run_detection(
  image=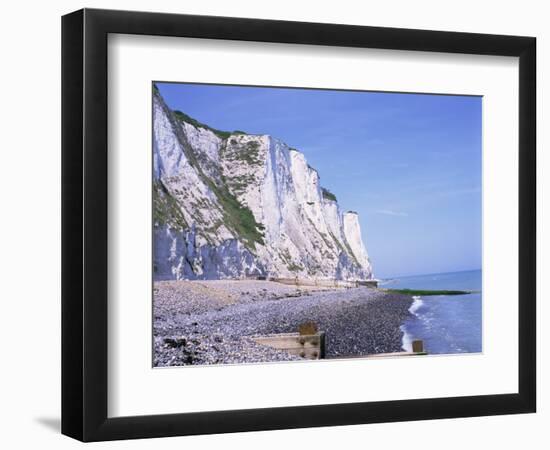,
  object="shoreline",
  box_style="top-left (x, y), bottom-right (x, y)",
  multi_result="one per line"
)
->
top-left (154, 280), bottom-right (414, 367)
top-left (400, 296), bottom-right (423, 352)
